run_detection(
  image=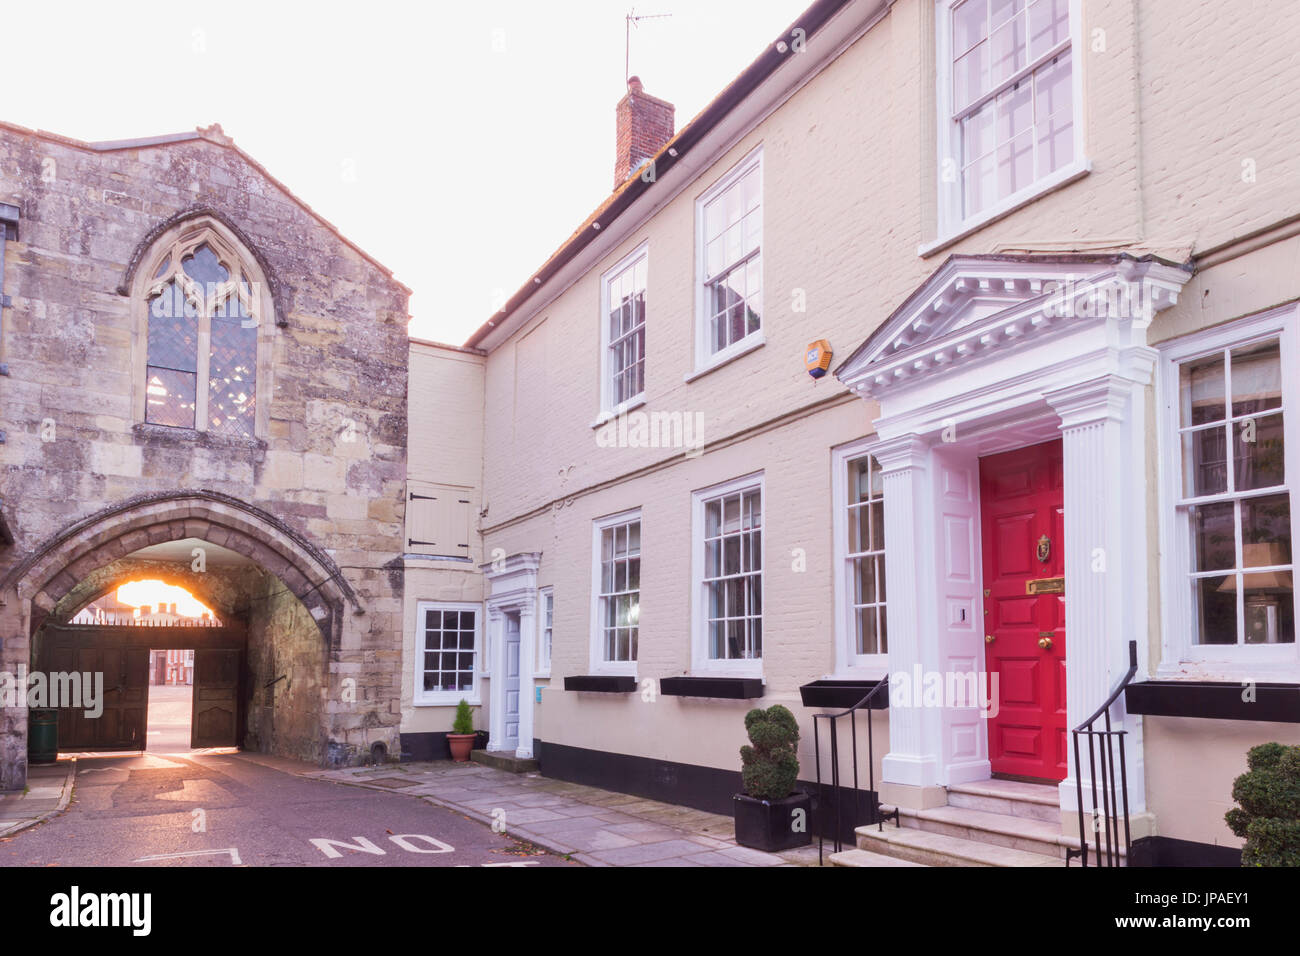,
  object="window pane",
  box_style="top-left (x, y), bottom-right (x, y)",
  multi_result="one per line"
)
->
top-left (954, 43), bottom-right (990, 112)
top-left (1241, 494), bottom-right (1291, 566)
top-left (145, 367), bottom-right (197, 428)
top-left (857, 607), bottom-right (878, 655)
top-left (1243, 585), bottom-right (1294, 645)
top-left (1034, 53), bottom-right (1074, 176)
top-left (1195, 576), bottom-right (1237, 645)
top-left (963, 145), bottom-right (998, 219)
top-left (953, 0), bottom-right (988, 57)
top-left (988, 3), bottom-right (1027, 87)
top-left (723, 494), bottom-right (740, 533)
top-left (848, 504), bottom-right (869, 554)
top-left (147, 283), bottom-right (199, 371)
top-left (1235, 414), bottom-right (1285, 491)
top-left (723, 536), bottom-right (741, 575)
top-left (871, 500), bottom-right (885, 551)
top-left (1183, 427), bottom-right (1228, 497)
top-left (208, 315), bottom-right (257, 438)
top-left (727, 619), bottom-right (745, 659)
top-left (181, 243), bottom-right (230, 291)
top-left (1231, 341), bottom-right (1282, 417)
top-left (996, 84), bottom-right (1034, 197)
top-left (1028, 0), bottom-right (1069, 59)
top-left (854, 555), bottom-right (876, 605)
top-left (1180, 353), bottom-right (1226, 426)
top-left (962, 98), bottom-right (997, 170)
top-left (1191, 502), bottom-right (1235, 573)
